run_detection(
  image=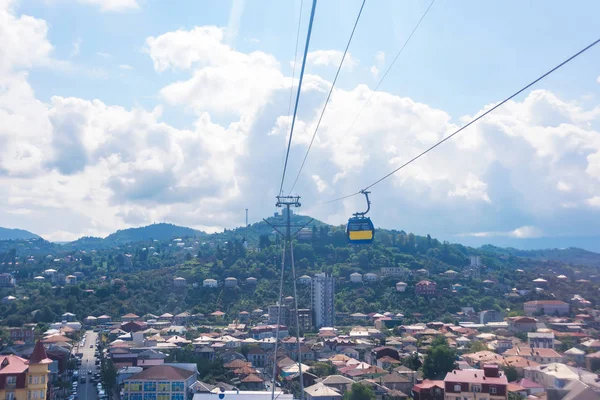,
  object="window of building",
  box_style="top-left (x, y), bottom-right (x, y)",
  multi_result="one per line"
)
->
top-left (129, 382), bottom-right (142, 392)
top-left (130, 394), bottom-right (142, 400)
top-left (158, 382), bottom-right (170, 392)
top-left (41, 376), bottom-right (45, 384)
top-left (6, 376), bottom-right (16, 385)
top-left (28, 376), bottom-right (32, 385)
top-left (7, 392), bottom-right (15, 400)
top-left (143, 394), bottom-right (156, 400)
top-left (40, 390), bottom-right (44, 399)
top-left (157, 394), bottom-right (170, 400)
top-left (144, 382), bottom-right (157, 392)
top-left (454, 384), bottom-right (461, 392)
top-left (472, 384), bottom-right (481, 392)
top-left (490, 386), bottom-right (497, 394)
top-left (171, 382), bottom-right (184, 392)
top-left (171, 394), bottom-right (184, 400)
